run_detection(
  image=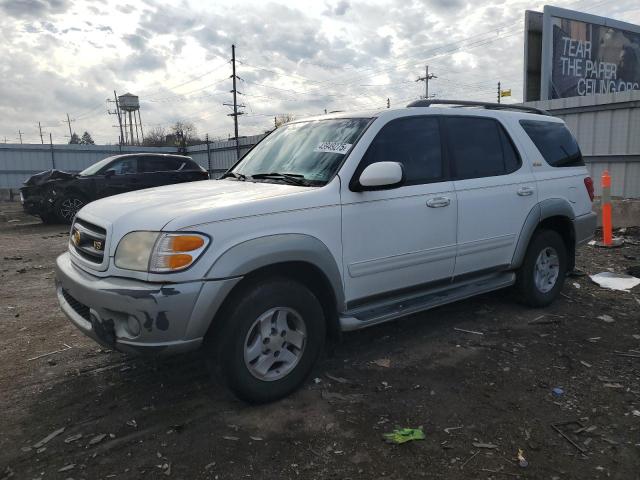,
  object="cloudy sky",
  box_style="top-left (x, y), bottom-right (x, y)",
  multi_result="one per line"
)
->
top-left (1, 0), bottom-right (639, 145)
